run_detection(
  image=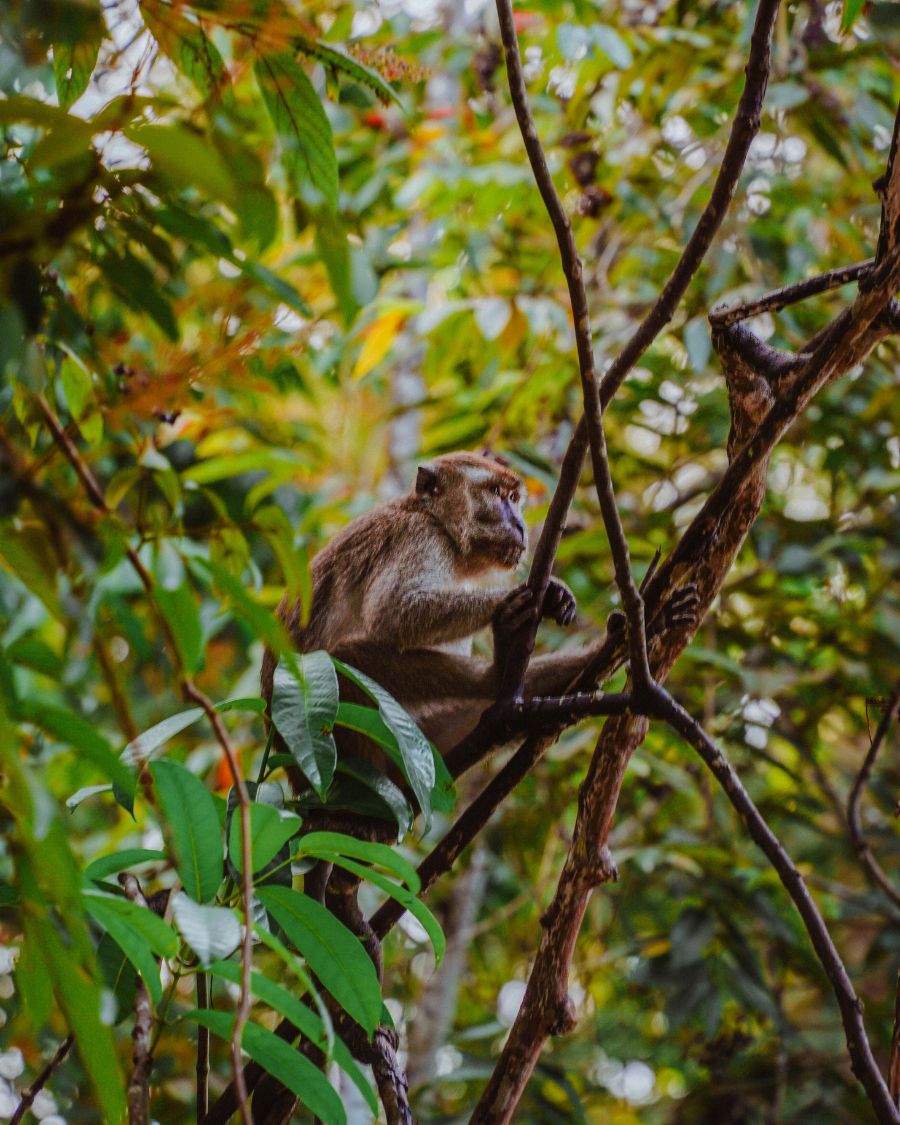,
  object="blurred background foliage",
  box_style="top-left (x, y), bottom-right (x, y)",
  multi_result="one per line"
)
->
top-left (0, 0), bottom-right (898, 1120)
